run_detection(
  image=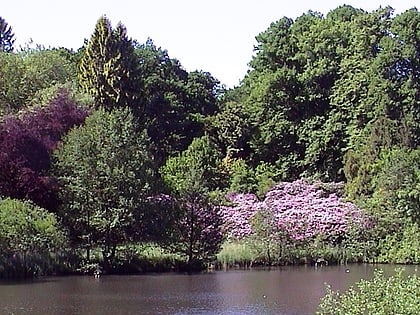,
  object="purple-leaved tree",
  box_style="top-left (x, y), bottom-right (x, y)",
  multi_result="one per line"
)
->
top-left (0, 89), bottom-right (87, 211)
